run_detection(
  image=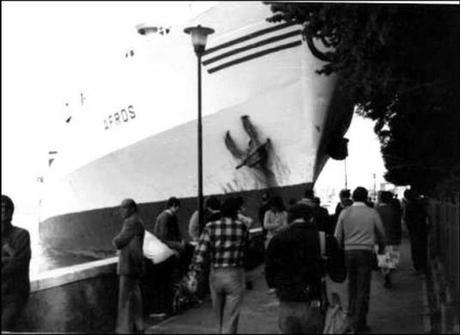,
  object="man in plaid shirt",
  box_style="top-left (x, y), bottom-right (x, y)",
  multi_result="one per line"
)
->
top-left (189, 197), bottom-right (249, 334)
